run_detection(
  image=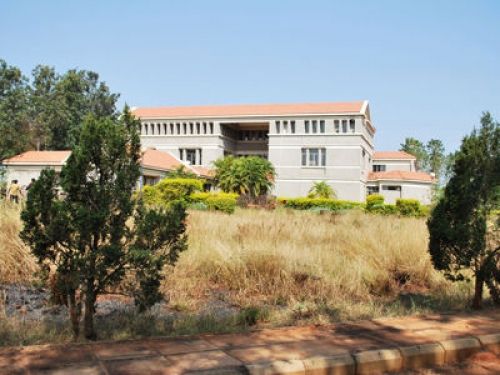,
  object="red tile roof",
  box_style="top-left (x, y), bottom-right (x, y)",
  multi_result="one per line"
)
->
top-left (368, 171), bottom-right (434, 183)
top-left (373, 151), bottom-right (416, 160)
top-left (2, 151), bottom-right (71, 165)
top-left (132, 101), bottom-right (366, 119)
